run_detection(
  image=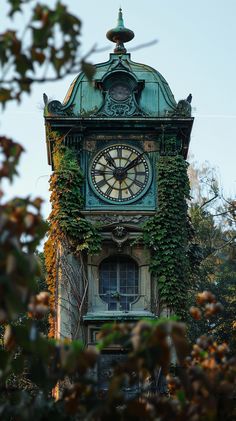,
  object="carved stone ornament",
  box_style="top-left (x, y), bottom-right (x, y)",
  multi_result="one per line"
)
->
top-left (110, 56), bottom-right (131, 72)
top-left (175, 99), bottom-right (191, 117)
top-left (112, 226), bottom-right (127, 238)
top-left (96, 93), bottom-right (145, 117)
top-left (85, 214), bottom-right (150, 225)
top-left (167, 96), bottom-right (192, 118)
top-left (112, 225), bottom-right (129, 249)
top-left (47, 100), bottom-right (75, 117)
